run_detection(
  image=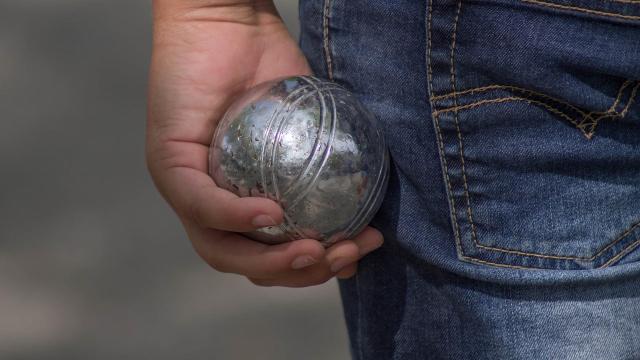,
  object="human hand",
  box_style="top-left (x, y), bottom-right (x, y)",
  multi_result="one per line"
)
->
top-left (146, 0), bottom-right (384, 287)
